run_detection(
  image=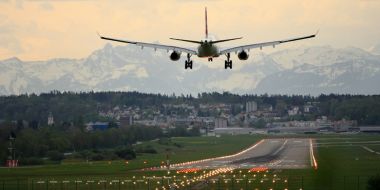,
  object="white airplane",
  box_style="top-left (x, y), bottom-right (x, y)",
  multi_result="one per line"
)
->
top-left (99, 7), bottom-right (317, 69)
